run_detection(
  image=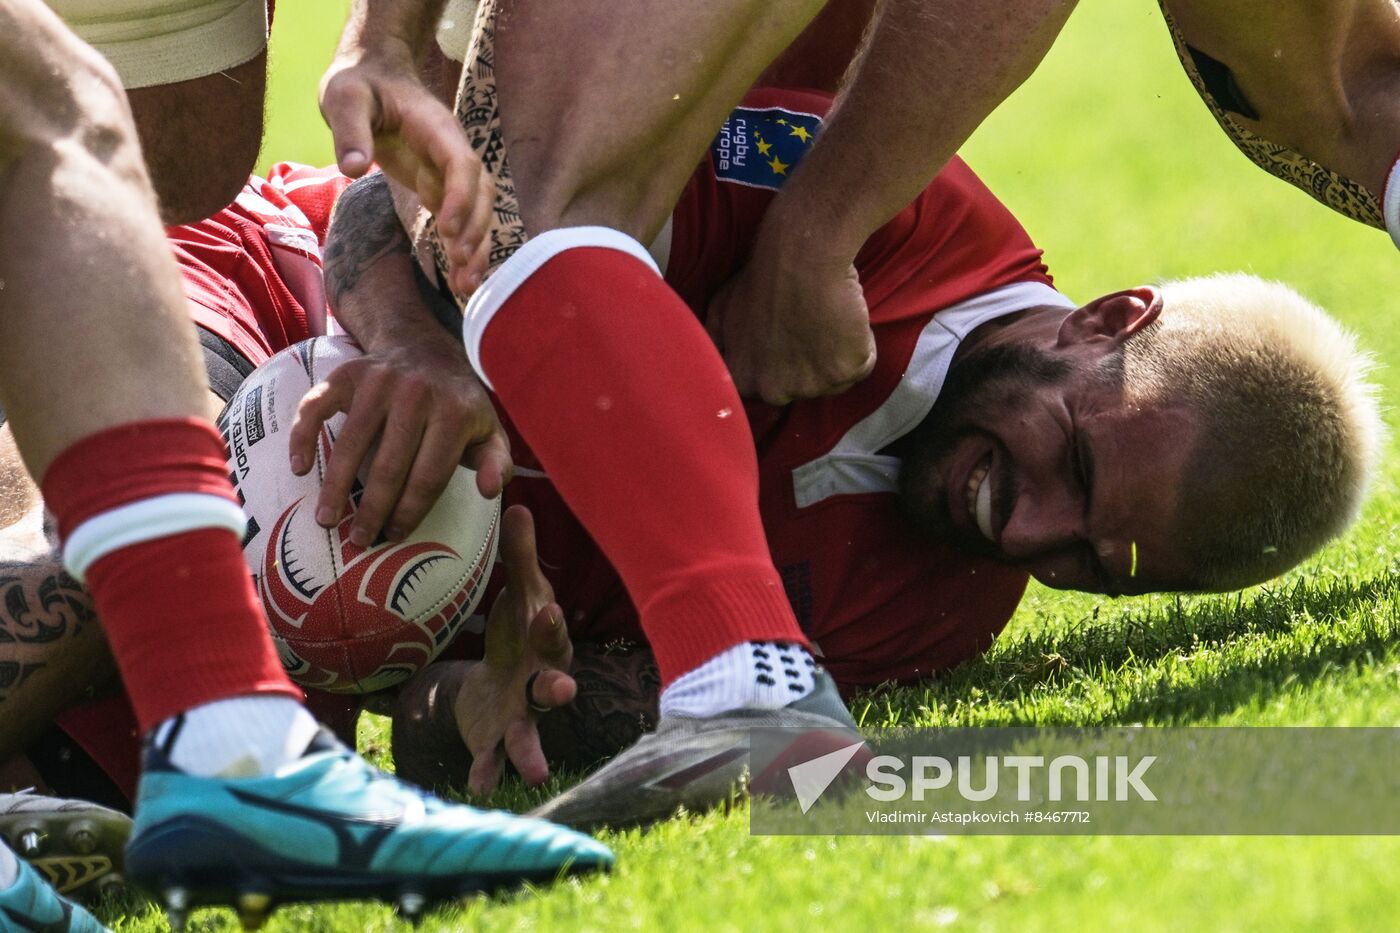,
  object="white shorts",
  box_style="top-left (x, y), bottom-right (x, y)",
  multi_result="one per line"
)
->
top-left (46, 0), bottom-right (267, 89)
